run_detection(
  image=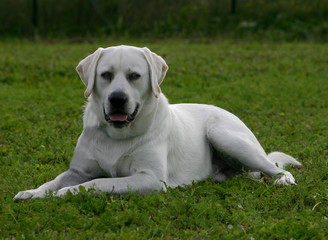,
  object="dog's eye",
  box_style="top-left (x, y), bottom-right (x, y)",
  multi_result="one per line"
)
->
top-left (101, 71), bottom-right (114, 81)
top-left (128, 72), bottom-right (140, 81)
